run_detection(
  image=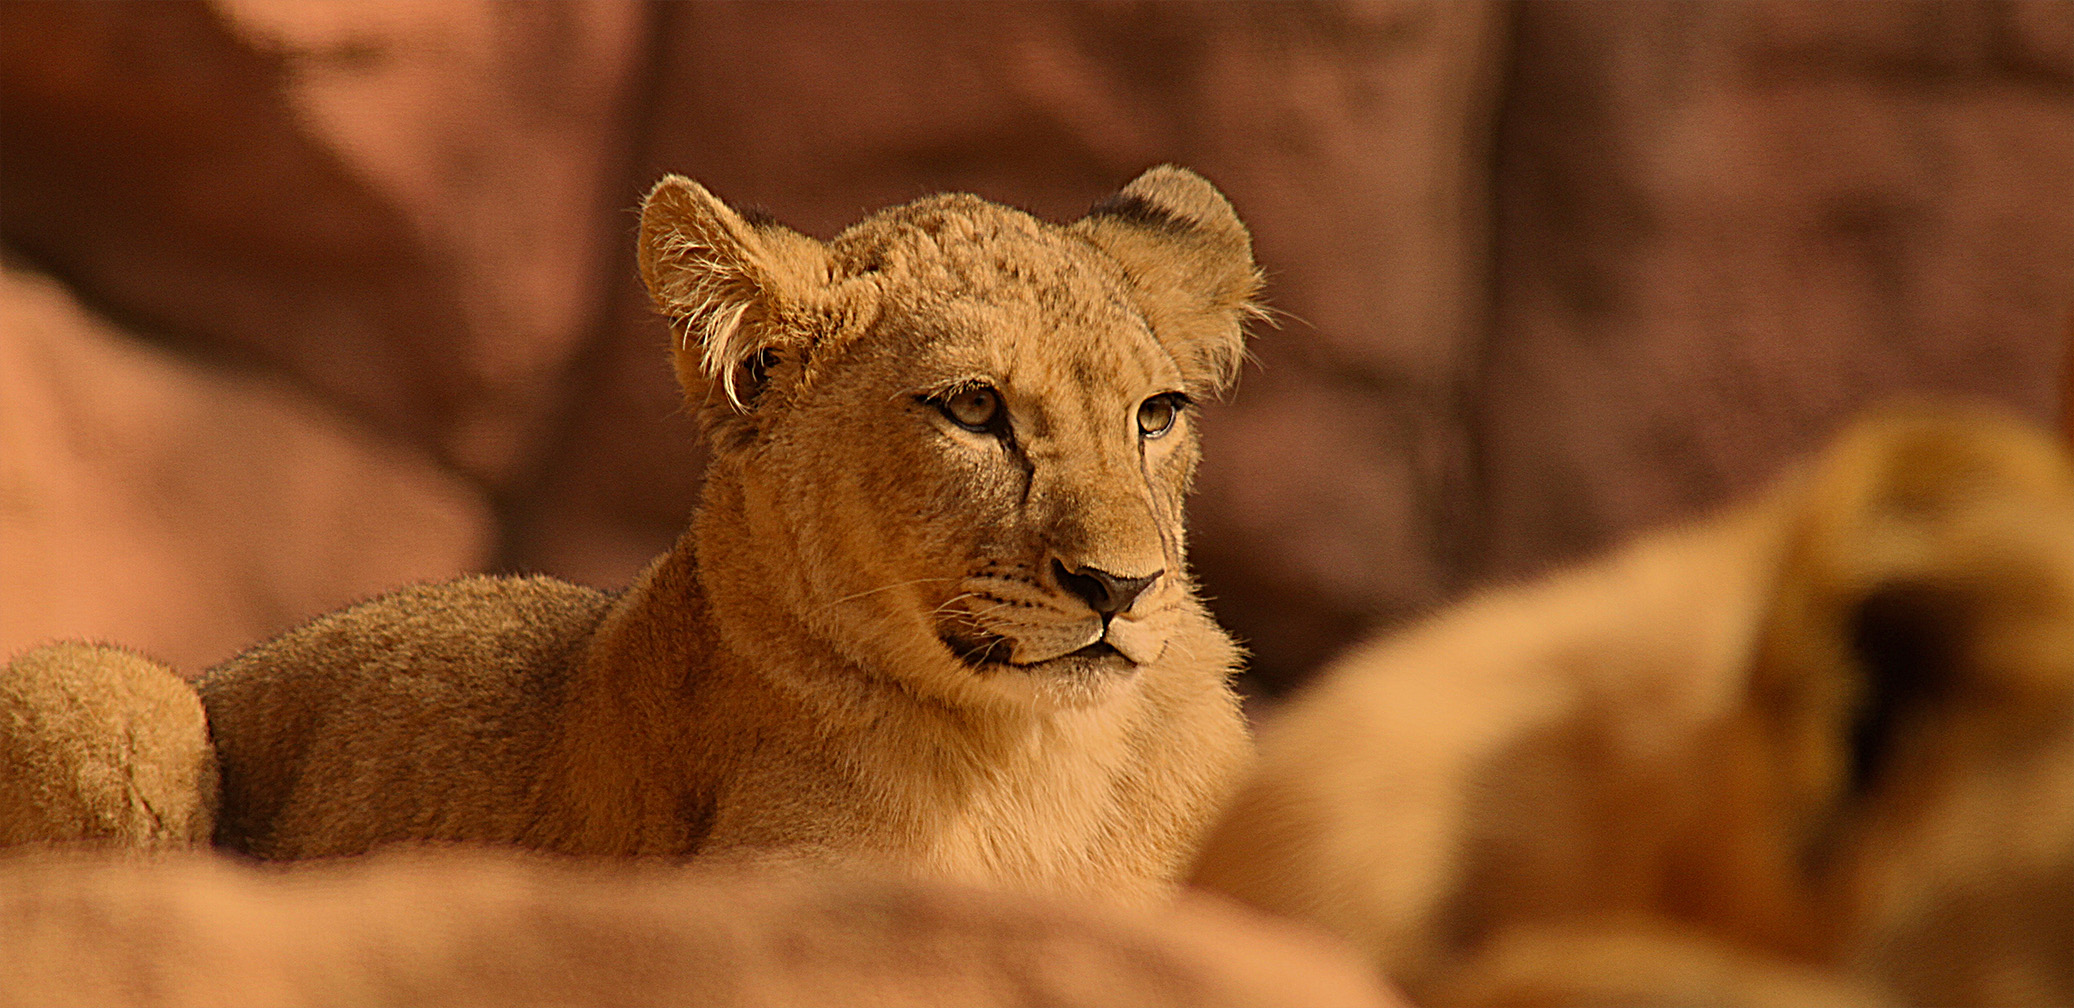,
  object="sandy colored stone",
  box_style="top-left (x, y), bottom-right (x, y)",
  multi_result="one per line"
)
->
top-left (0, 848), bottom-right (1400, 1008)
